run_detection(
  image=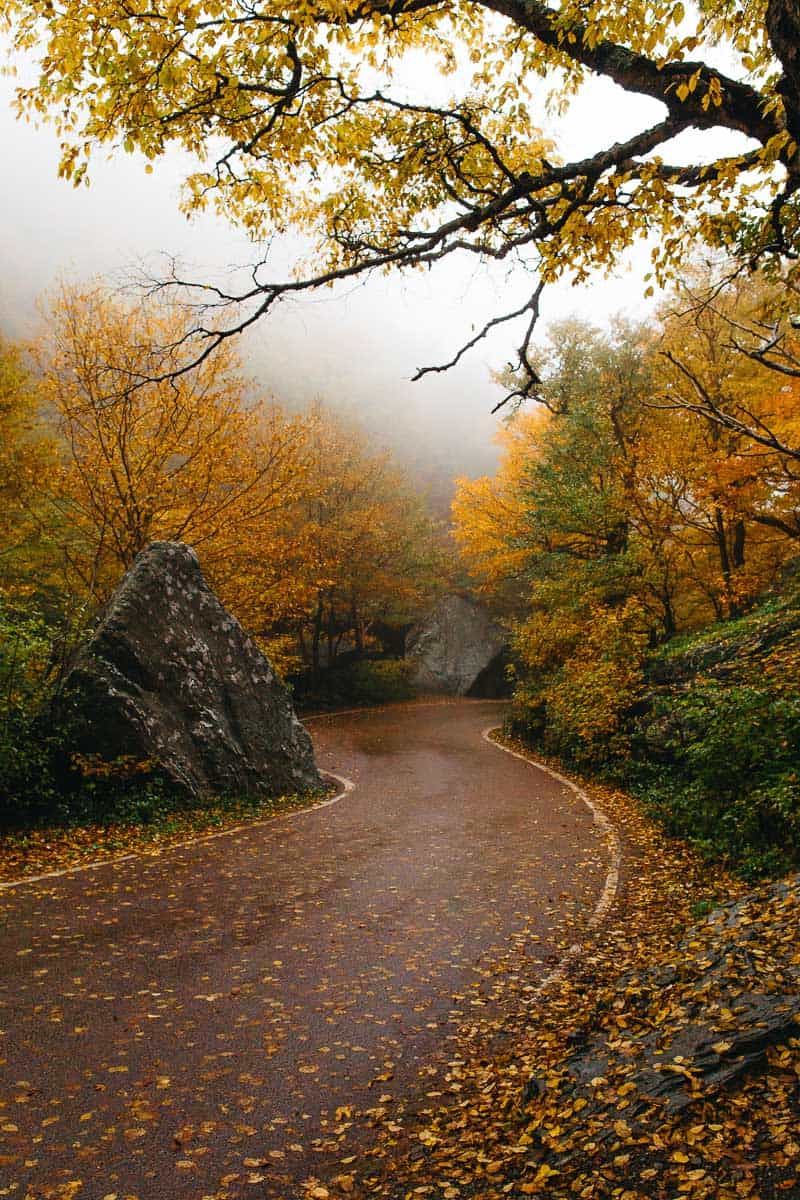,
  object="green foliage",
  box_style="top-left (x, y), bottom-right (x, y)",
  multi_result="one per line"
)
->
top-left (629, 681), bottom-right (800, 879)
top-left (0, 602), bottom-right (185, 829)
top-left (0, 601), bottom-right (53, 718)
top-left (293, 658), bottom-right (417, 712)
top-left (0, 601), bottom-right (61, 824)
